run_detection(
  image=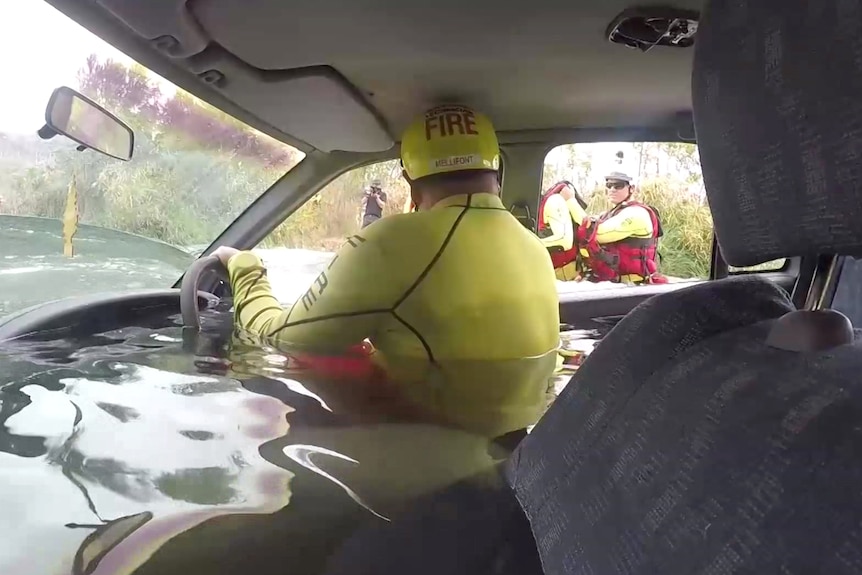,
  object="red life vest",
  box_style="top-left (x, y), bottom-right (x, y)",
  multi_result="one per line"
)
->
top-left (537, 181), bottom-right (581, 269)
top-left (576, 201), bottom-right (666, 284)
